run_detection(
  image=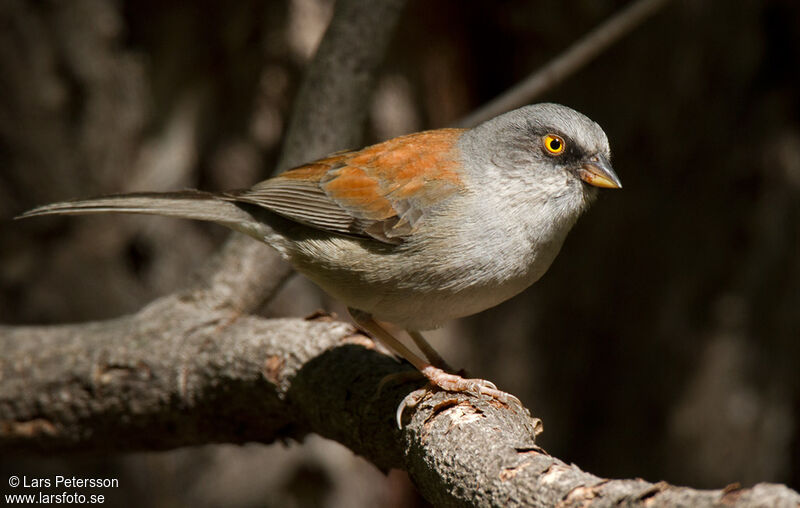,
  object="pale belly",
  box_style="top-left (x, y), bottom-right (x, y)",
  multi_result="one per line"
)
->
top-left (284, 231), bottom-right (563, 331)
